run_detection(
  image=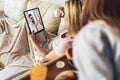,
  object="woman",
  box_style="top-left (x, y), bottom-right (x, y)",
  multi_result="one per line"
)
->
top-left (53, 0), bottom-right (83, 80)
top-left (28, 0), bottom-right (82, 61)
top-left (73, 0), bottom-right (120, 80)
